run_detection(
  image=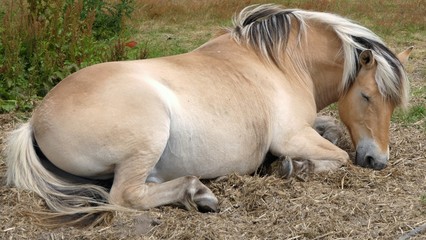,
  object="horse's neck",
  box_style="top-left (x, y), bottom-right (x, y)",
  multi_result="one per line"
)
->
top-left (303, 26), bottom-right (345, 112)
top-left (196, 32), bottom-right (344, 112)
top-left (310, 62), bottom-right (344, 111)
